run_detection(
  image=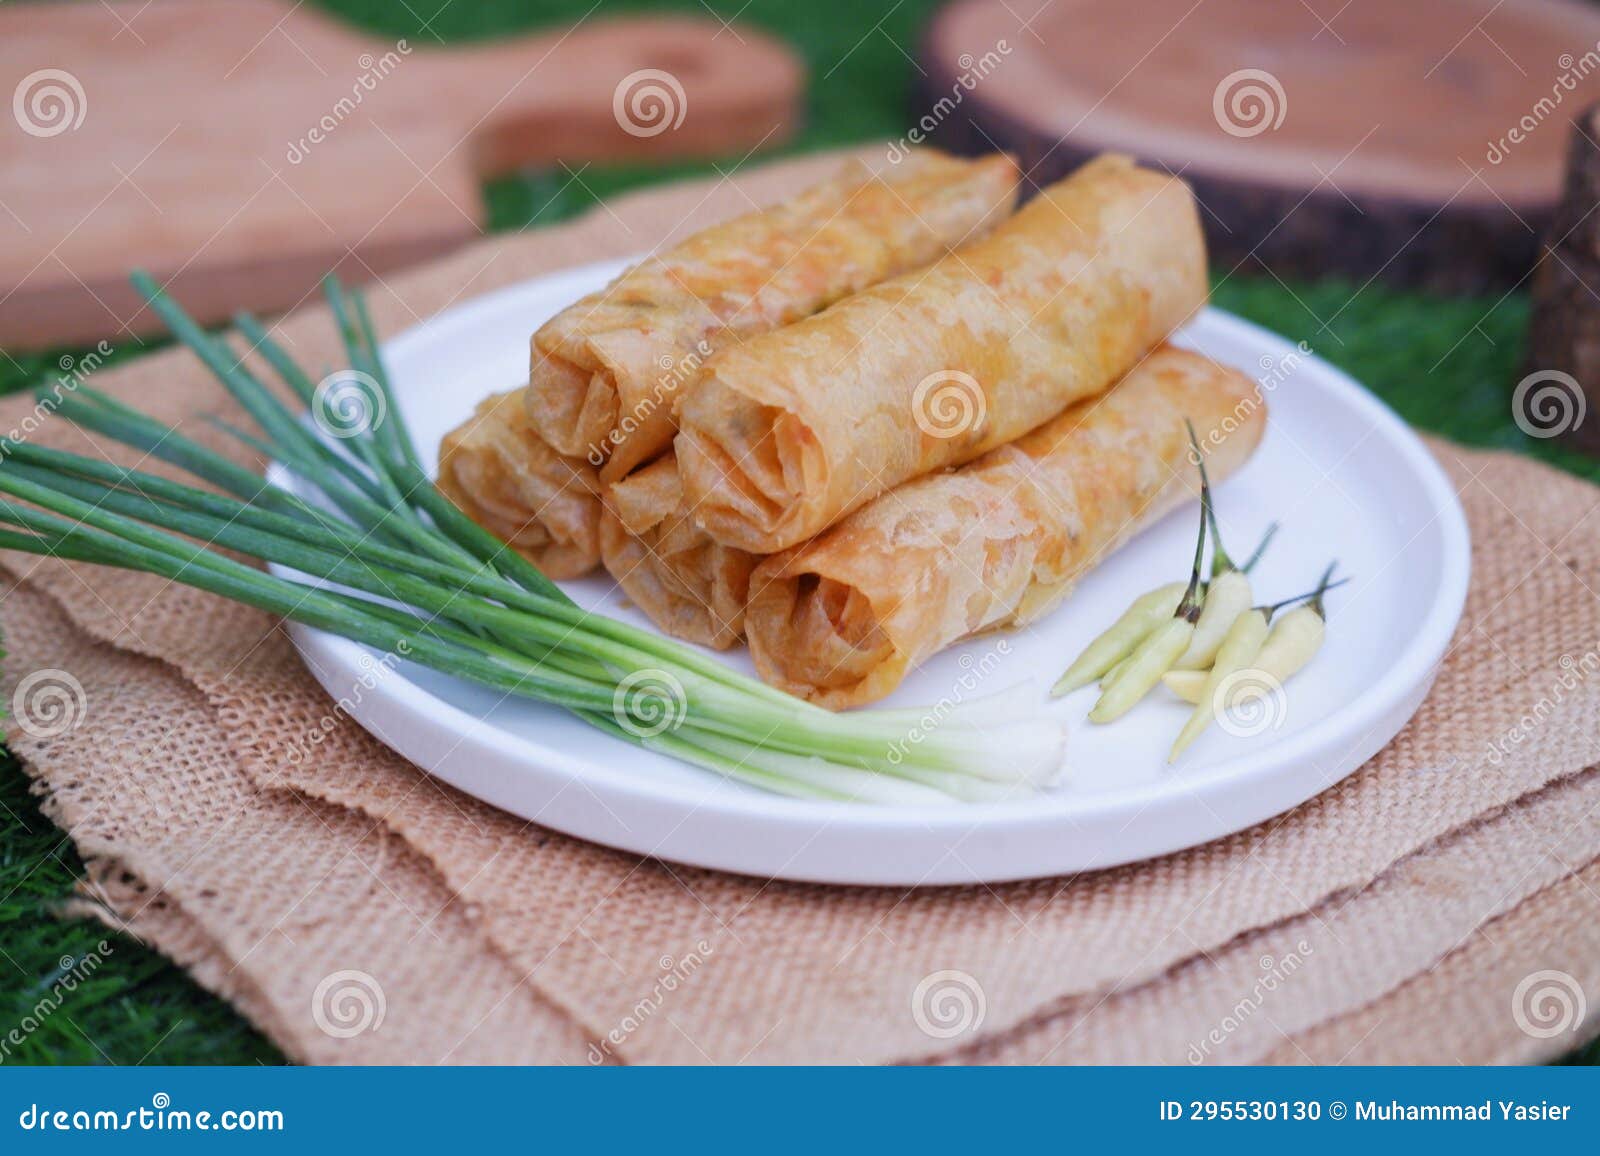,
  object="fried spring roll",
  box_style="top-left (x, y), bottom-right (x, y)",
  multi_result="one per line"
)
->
top-left (744, 348), bottom-right (1266, 708)
top-left (599, 453), bottom-right (755, 650)
top-left (675, 154), bottom-right (1208, 554)
top-left (526, 151), bottom-right (1020, 480)
top-left (437, 390), bottom-right (602, 580)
